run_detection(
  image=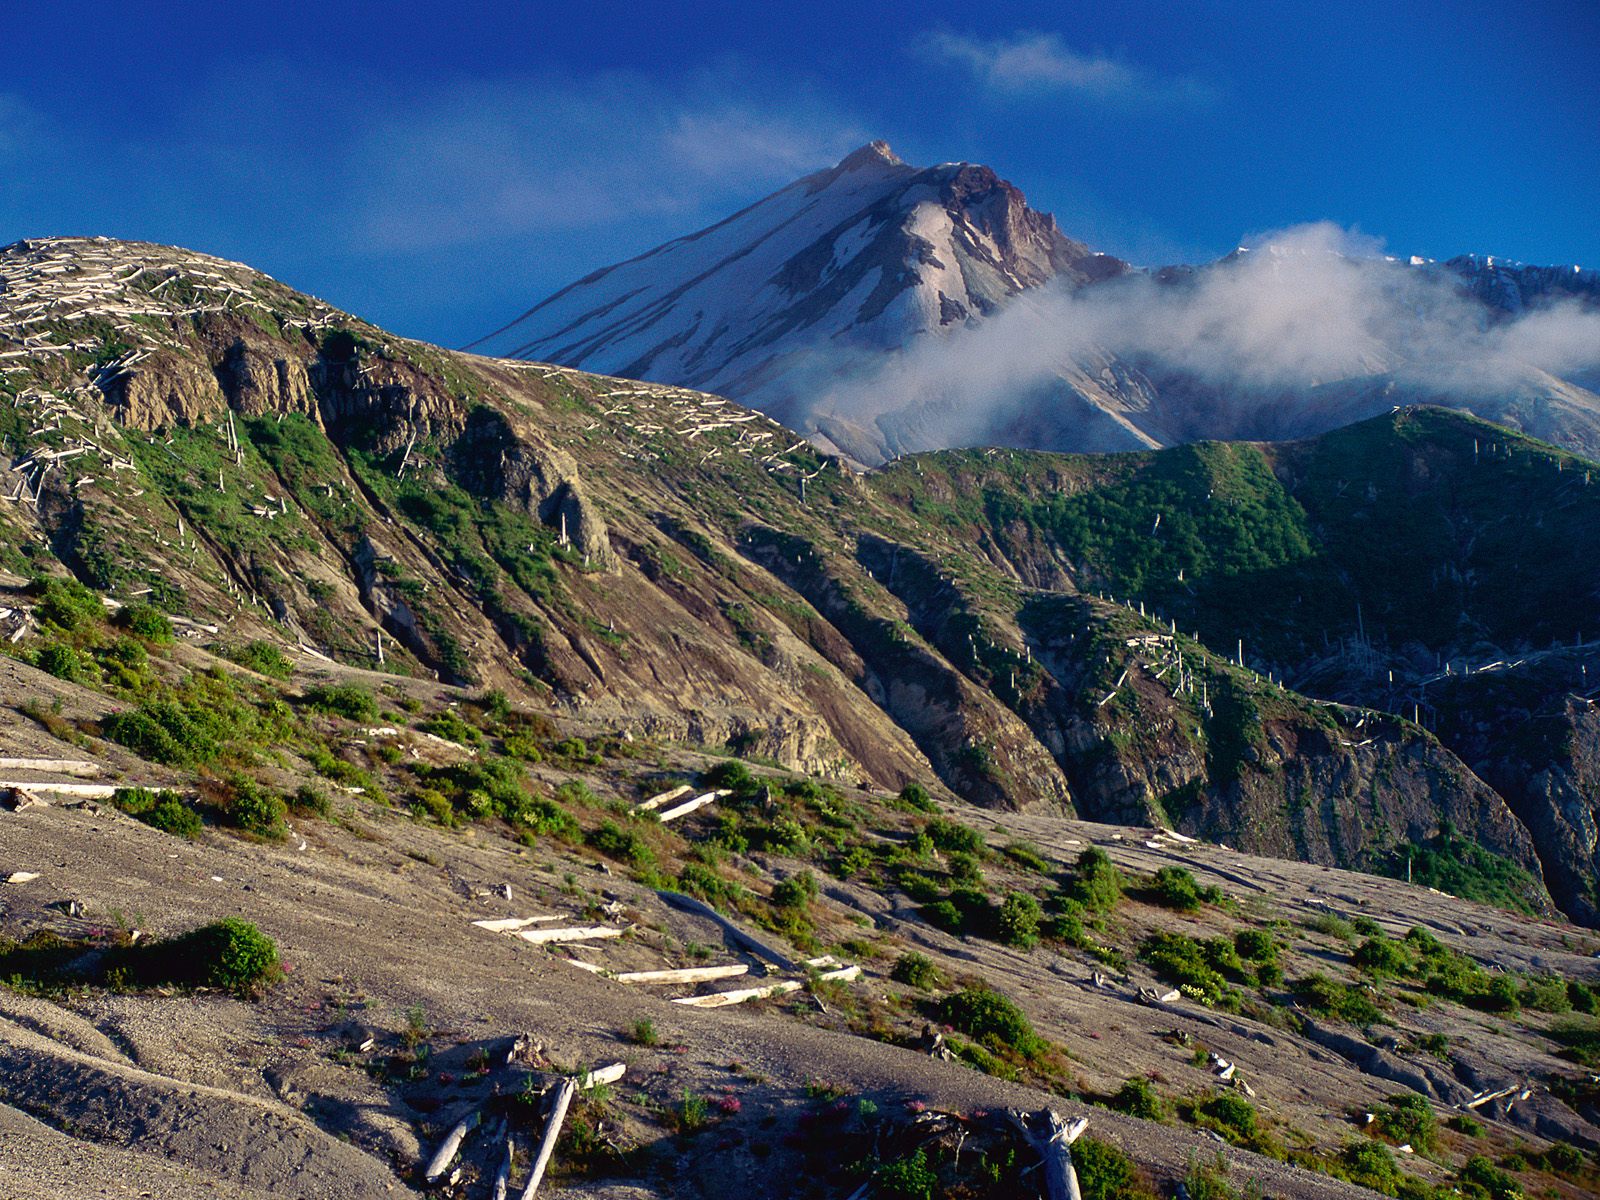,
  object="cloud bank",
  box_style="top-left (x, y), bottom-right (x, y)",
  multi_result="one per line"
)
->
top-left (809, 223), bottom-right (1600, 453)
top-left (914, 28), bottom-right (1213, 106)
